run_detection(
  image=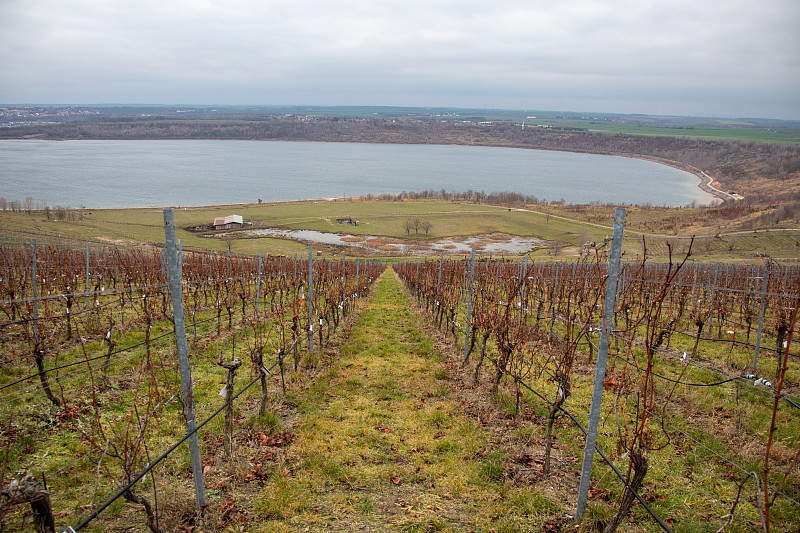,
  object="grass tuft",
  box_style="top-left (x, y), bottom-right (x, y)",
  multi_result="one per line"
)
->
top-left (254, 467), bottom-right (308, 520)
top-left (576, 503), bottom-right (613, 533)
